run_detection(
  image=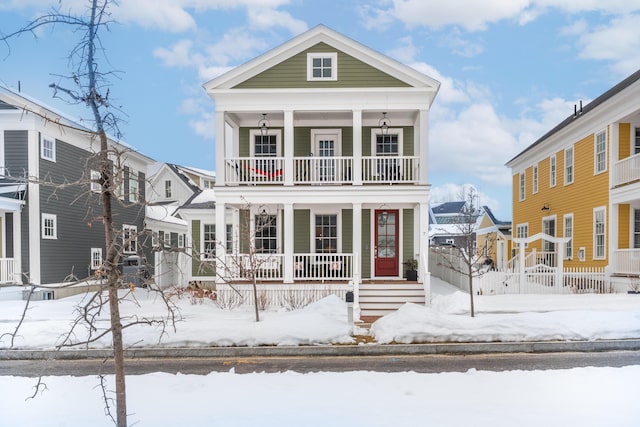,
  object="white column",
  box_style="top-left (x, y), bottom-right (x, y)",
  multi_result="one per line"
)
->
top-left (418, 109), bottom-right (429, 184)
top-left (284, 111), bottom-right (294, 186)
top-left (13, 210), bottom-right (21, 283)
top-left (352, 203), bottom-right (362, 318)
top-left (352, 110), bottom-right (362, 185)
top-left (609, 123), bottom-right (618, 189)
top-left (284, 203), bottom-right (294, 282)
top-left (519, 241), bottom-right (526, 291)
top-left (608, 202), bottom-right (618, 278)
top-left (556, 241), bottom-right (564, 287)
top-left (215, 201), bottom-right (226, 285)
top-left (418, 202), bottom-right (429, 278)
top-left (27, 130), bottom-right (40, 285)
top-left (215, 111), bottom-right (226, 187)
